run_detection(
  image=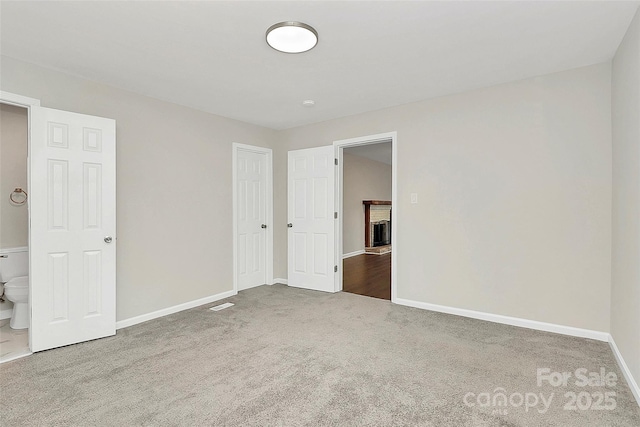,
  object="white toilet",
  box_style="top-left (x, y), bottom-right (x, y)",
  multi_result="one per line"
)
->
top-left (4, 276), bottom-right (29, 330)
